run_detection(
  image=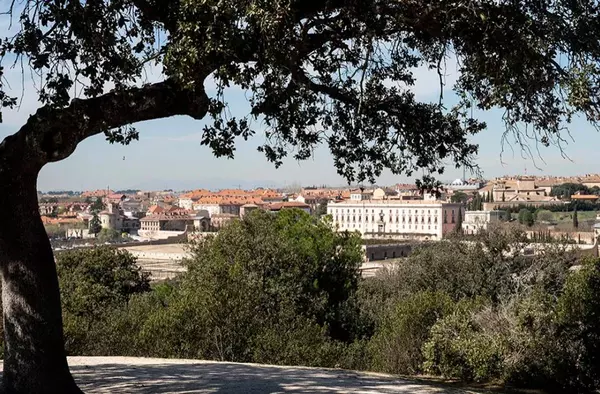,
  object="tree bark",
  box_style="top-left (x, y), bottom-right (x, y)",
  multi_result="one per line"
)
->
top-left (0, 162), bottom-right (81, 393)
